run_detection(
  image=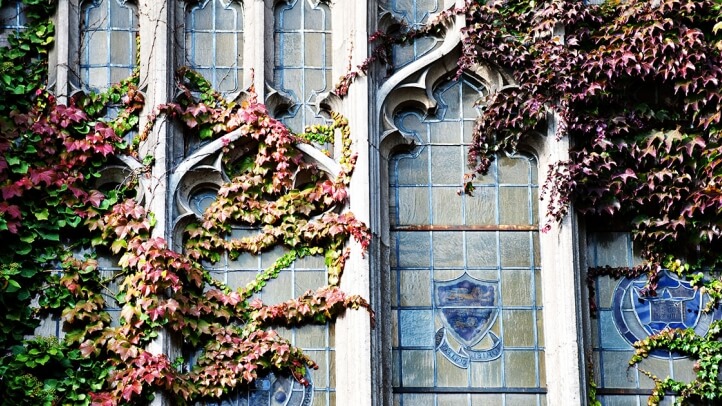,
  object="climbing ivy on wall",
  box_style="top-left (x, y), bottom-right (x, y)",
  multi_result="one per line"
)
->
top-left (338, 0), bottom-right (722, 403)
top-left (467, 0), bottom-right (722, 403)
top-left (0, 1), bottom-right (371, 405)
top-left (4, 0), bottom-right (722, 404)
top-left (456, 1), bottom-right (722, 403)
